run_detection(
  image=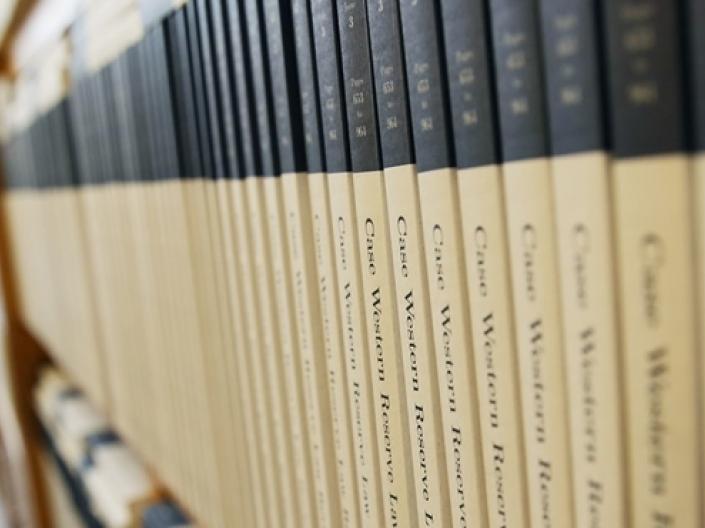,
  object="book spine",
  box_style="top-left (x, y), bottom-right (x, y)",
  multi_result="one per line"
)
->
top-left (330, 0), bottom-right (386, 523)
top-left (384, 154), bottom-right (455, 527)
top-left (398, 1), bottom-right (484, 527)
top-left (309, 0), bottom-right (361, 525)
top-left (368, 1), bottom-right (449, 526)
top-left (603, 0), bottom-right (699, 525)
top-left (687, 0), bottom-right (705, 517)
top-left (538, 1), bottom-right (627, 527)
top-left (440, 0), bottom-right (531, 526)
top-left (487, 0), bottom-right (574, 526)
top-left (339, 0), bottom-right (419, 525)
